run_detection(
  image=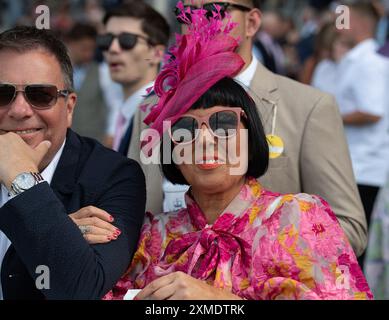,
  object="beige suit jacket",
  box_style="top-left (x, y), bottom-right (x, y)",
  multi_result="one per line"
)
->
top-left (128, 63), bottom-right (367, 256)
